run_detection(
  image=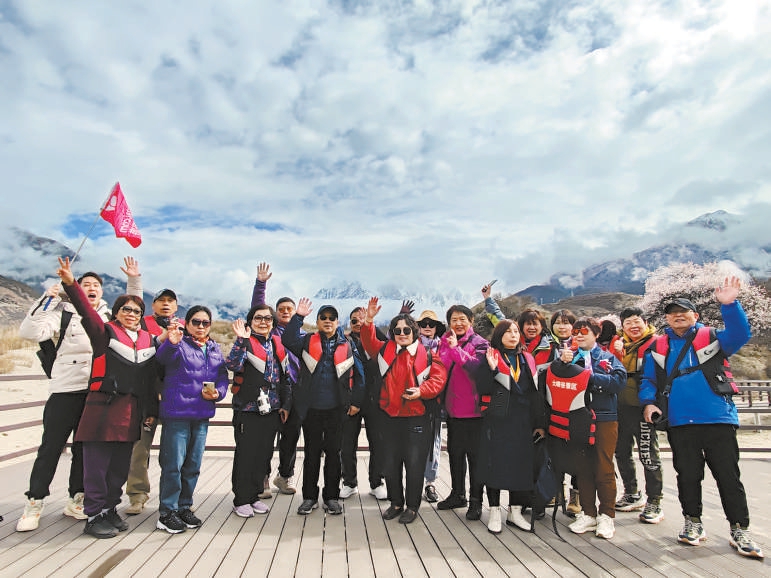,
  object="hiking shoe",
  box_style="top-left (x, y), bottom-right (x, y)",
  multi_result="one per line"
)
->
top-left (398, 508), bottom-right (418, 524)
top-left (506, 505), bottom-right (531, 531)
top-left (251, 500), bottom-right (270, 515)
top-left (178, 508), bottom-right (202, 528)
top-left (273, 475), bottom-right (297, 495)
top-left (566, 489), bottom-right (581, 517)
top-left (569, 512), bottom-right (597, 534)
top-left (17, 498), bottom-right (44, 532)
top-left (105, 508), bottom-right (129, 531)
top-left (339, 485), bottom-right (358, 499)
top-left (84, 513), bottom-right (118, 539)
top-left (487, 507), bottom-right (502, 534)
top-left (323, 499), bottom-right (343, 515)
top-left (383, 505), bottom-right (403, 520)
top-left (297, 499), bottom-right (318, 515)
top-left (615, 491), bottom-right (645, 512)
top-left (437, 494), bottom-right (467, 510)
top-left (678, 516), bottom-right (706, 546)
top-left (595, 513), bottom-right (615, 539)
top-left (63, 492), bottom-right (87, 520)
top-left (232, 504), bottom-right (255, 518)
top-left (729, 525), bottom-right (764, 559)
top-left (424, 484), bottom-right (438, 503)
top-left (466, 499), bottom-right (482, 521)
top-left (639, 502), bottom-right (664, 524)
top-left (258, 475), bottom-right (272, 500)
top-left (125, 494), bottom-right (148, 515)
top-left (369, 485), bottom-right (388, 500)
top-left (157, 511), bottom-right (187, 533)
